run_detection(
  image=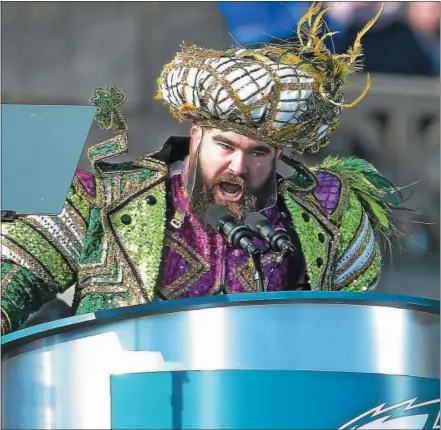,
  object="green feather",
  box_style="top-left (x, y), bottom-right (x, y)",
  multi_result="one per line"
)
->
top-left (315, 156), bottom-right (407, 232)
top-left (362, 195), bottom-right (389, 228)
